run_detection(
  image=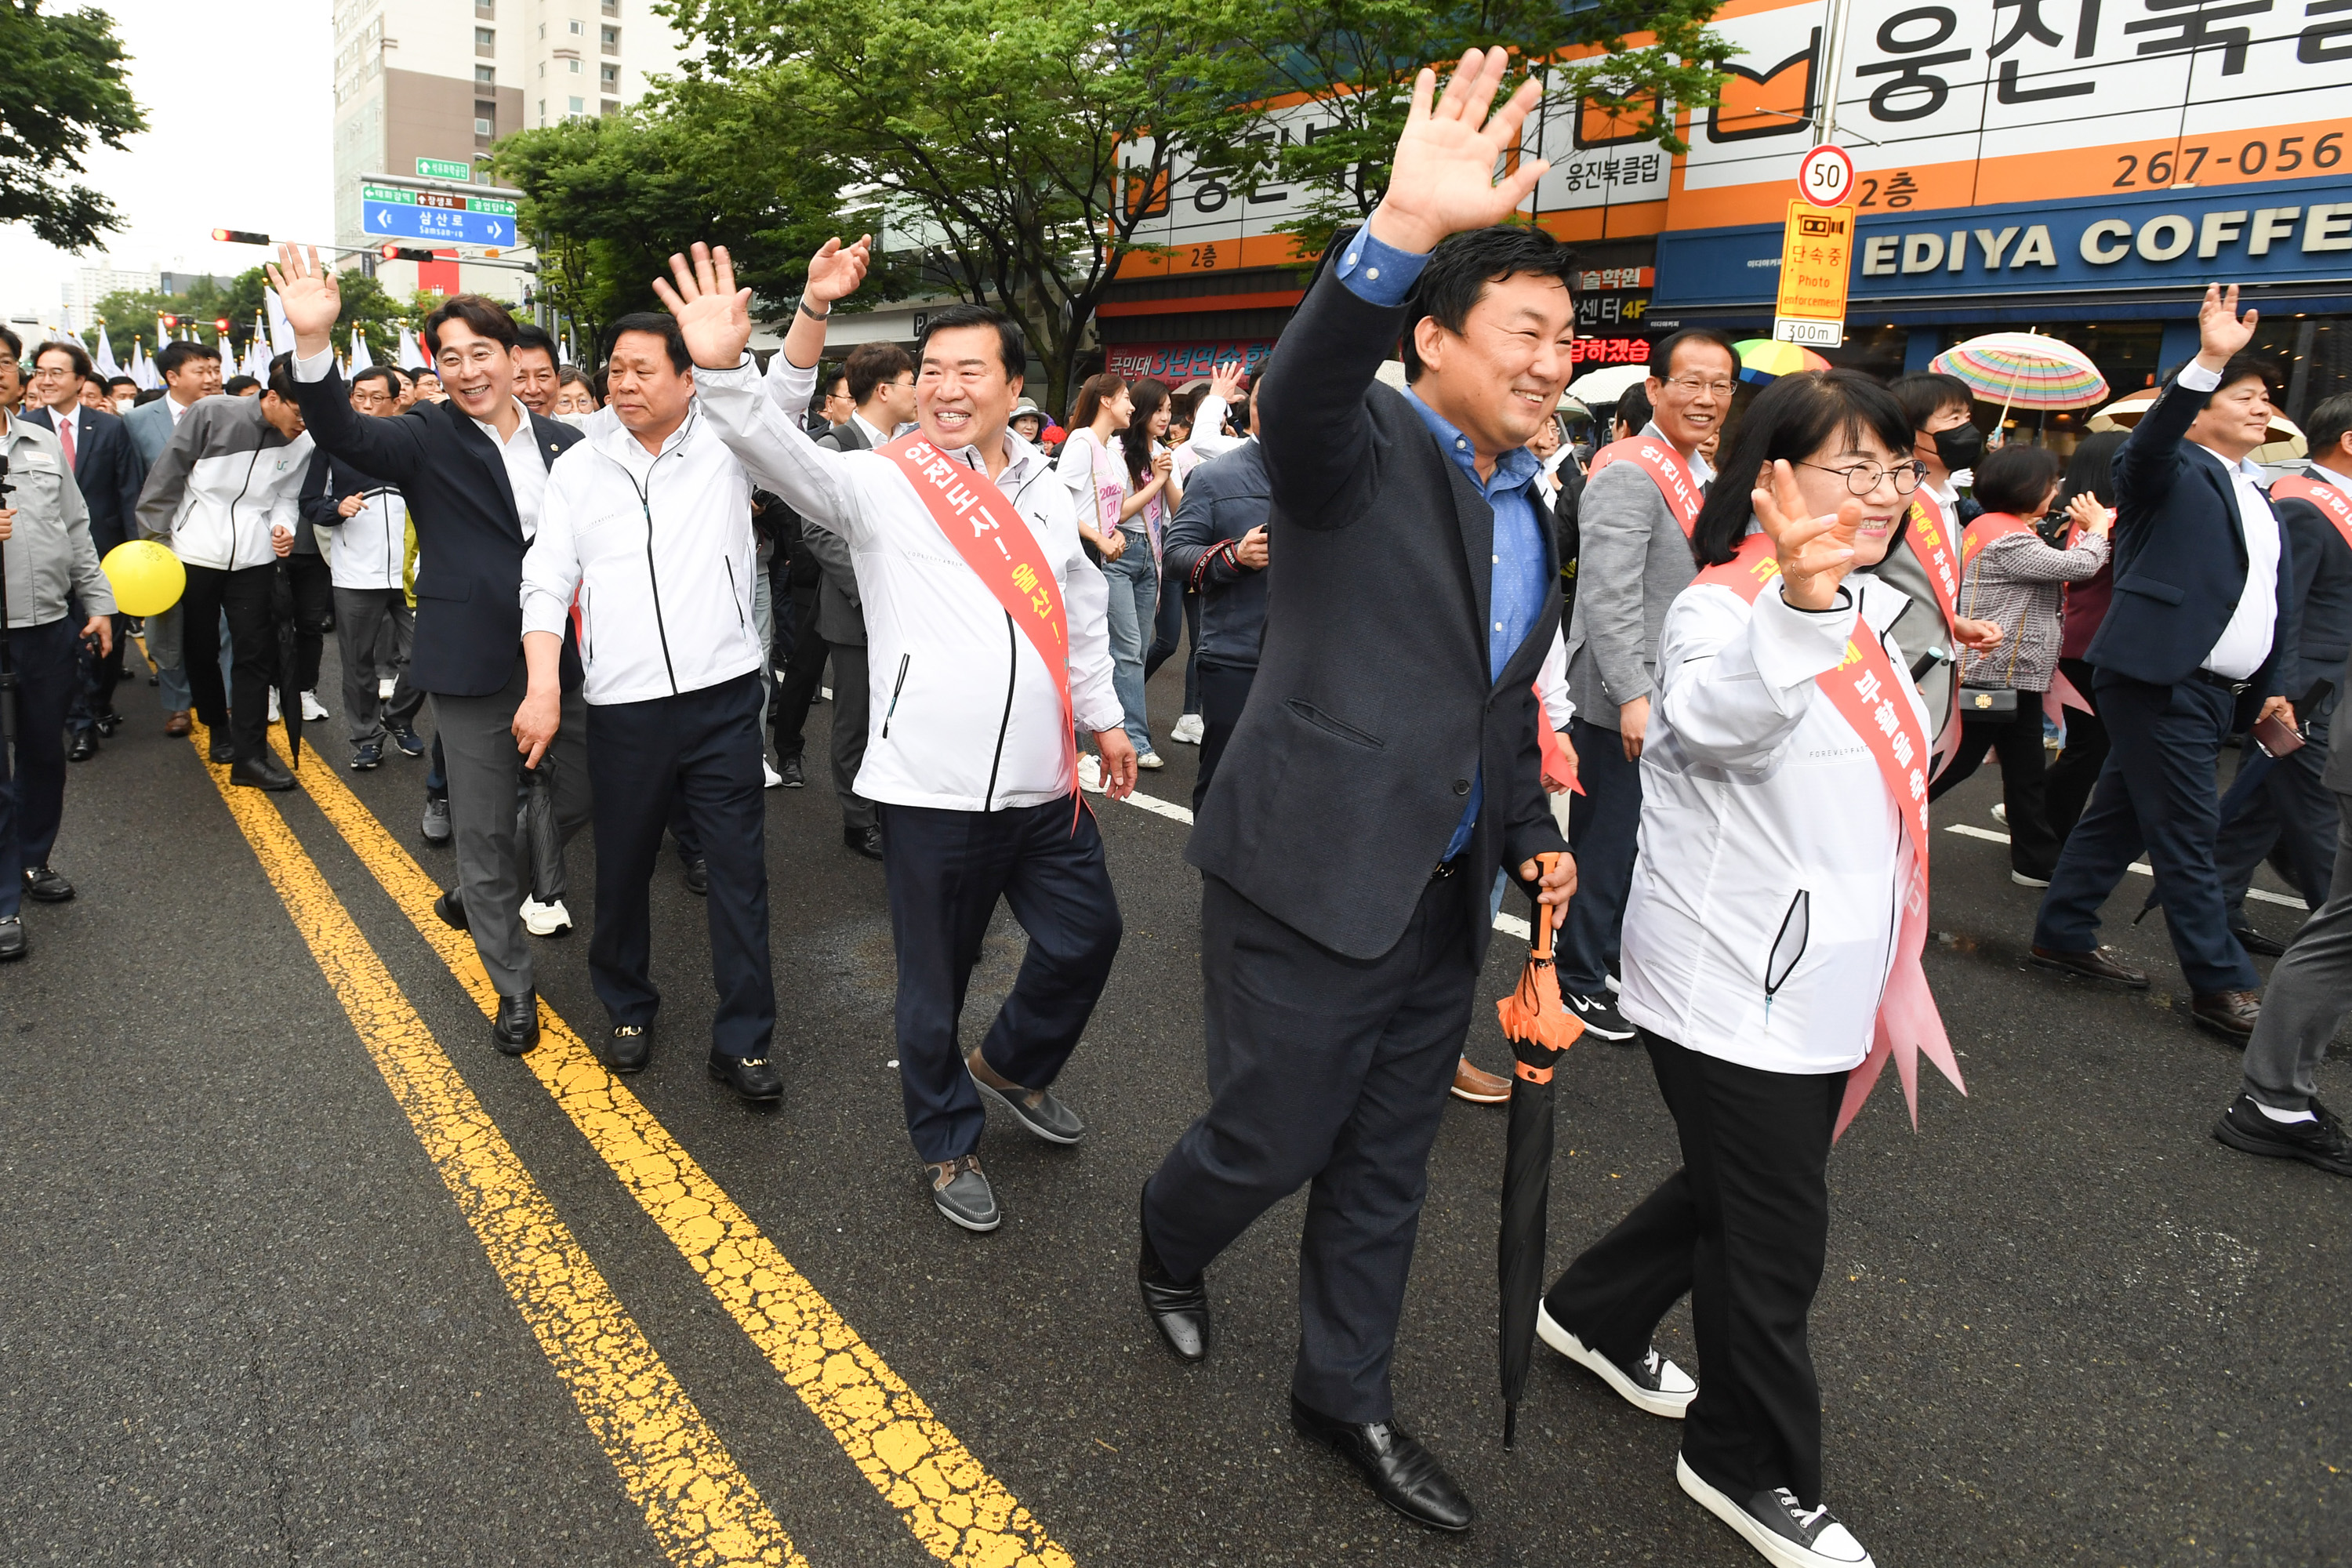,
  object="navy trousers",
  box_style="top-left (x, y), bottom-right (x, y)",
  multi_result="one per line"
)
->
top-left (1192, 659), bottom-right (1254, 814)
top-left (878, 793), bottom-right (1121, 1163)
top-left (584, 671), bottom-right (775, 1059)
top-left (0, 617), bottom-right (78, 917)
top-left (2034, 671), bottom-right (2261, 993)
top-left (2215, 720), bottom-right (2339, 923)
top-left (1557, 716), bottom-right (1641, 995)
